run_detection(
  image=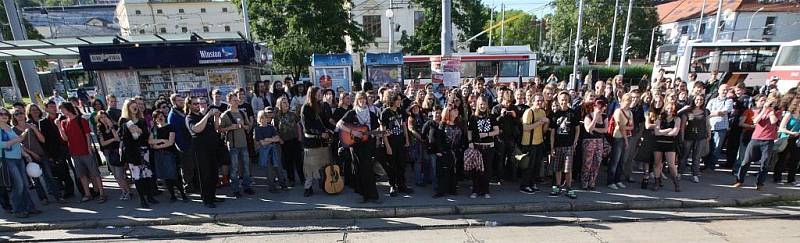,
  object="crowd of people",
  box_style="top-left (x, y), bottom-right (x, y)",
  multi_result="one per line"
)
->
top-left (1, 73), bottom-right (799, 219)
